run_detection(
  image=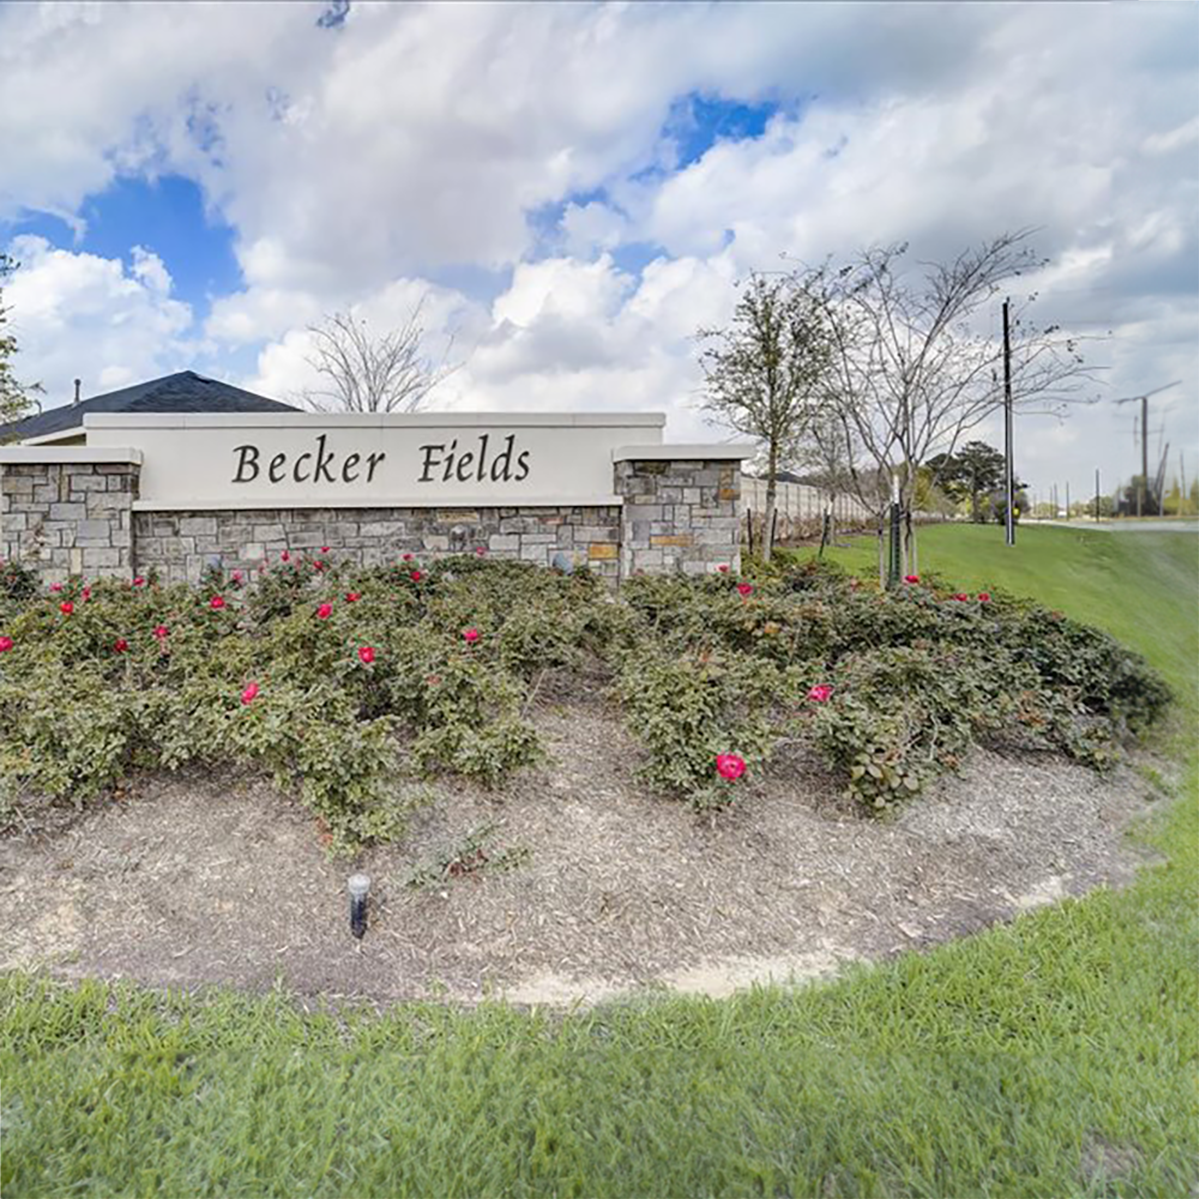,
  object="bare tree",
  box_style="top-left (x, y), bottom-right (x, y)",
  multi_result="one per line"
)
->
top-left (300, 300), bottom-right (456, 414)
top-left (797, 231), bottom-right (1099, 575)
top-left (697, 273), bottom-right (835, 560)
